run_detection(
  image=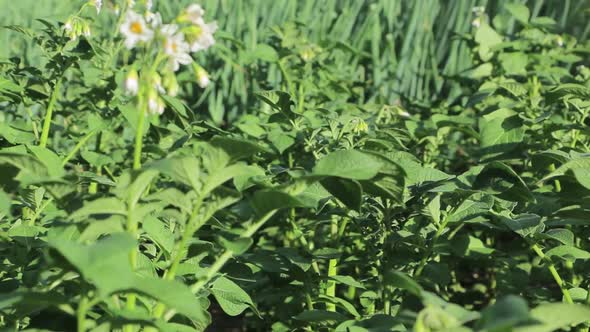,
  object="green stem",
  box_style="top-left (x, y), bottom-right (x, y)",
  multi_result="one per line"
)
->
top-left (383, 289), bottom-right (391, 315)
top-left (325, 216), bottom-right (339, 312)
top-left (133, 95), bottom-right (146, 170)
top-left (39, 78), bottom-right (63, 148)
top-left (531, 244), bottom-right (573, 304)
top-left (190, 211), bottom-right (276, 295)
top-left (290, 219), bottom-right (320, 275)
top-left (326, 259), bottom-right (338, 311)
top-left (77, 295), bottom-right (89, 332)
top-left (61, 128), bottom-right (99, 167)
top-left (124, 203), bottom-right (139, 332)
top-left (415, 214), bottom-right (450, 277)
top-left (152, 198), bottom-right (204, 318)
